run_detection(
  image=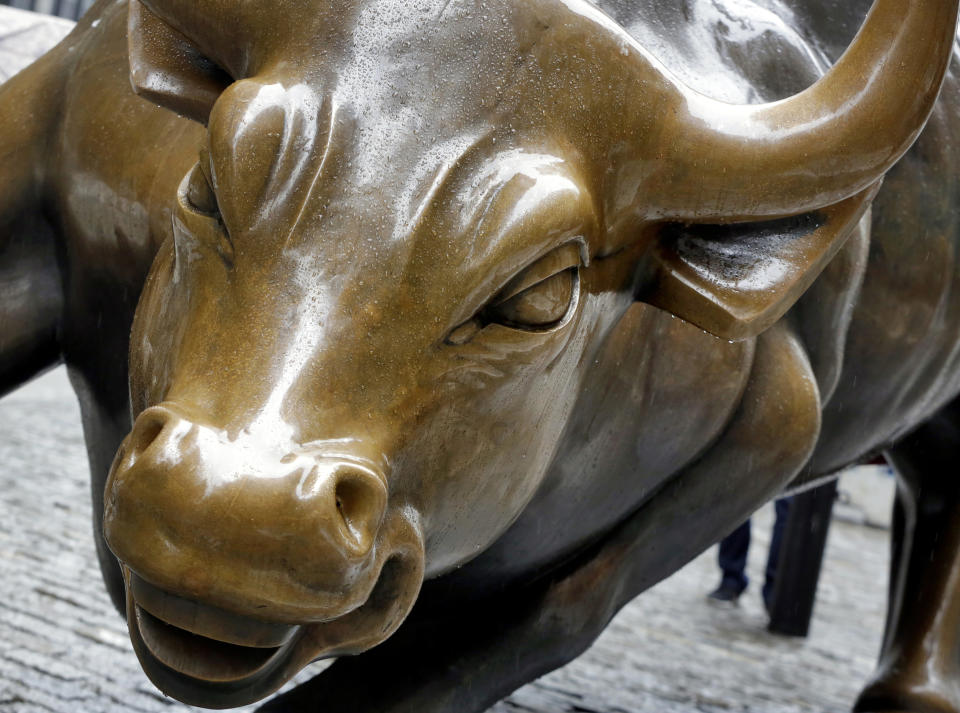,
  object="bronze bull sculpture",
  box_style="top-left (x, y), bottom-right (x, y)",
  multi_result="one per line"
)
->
top-left (2, 0), bottom-right (960, 710)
